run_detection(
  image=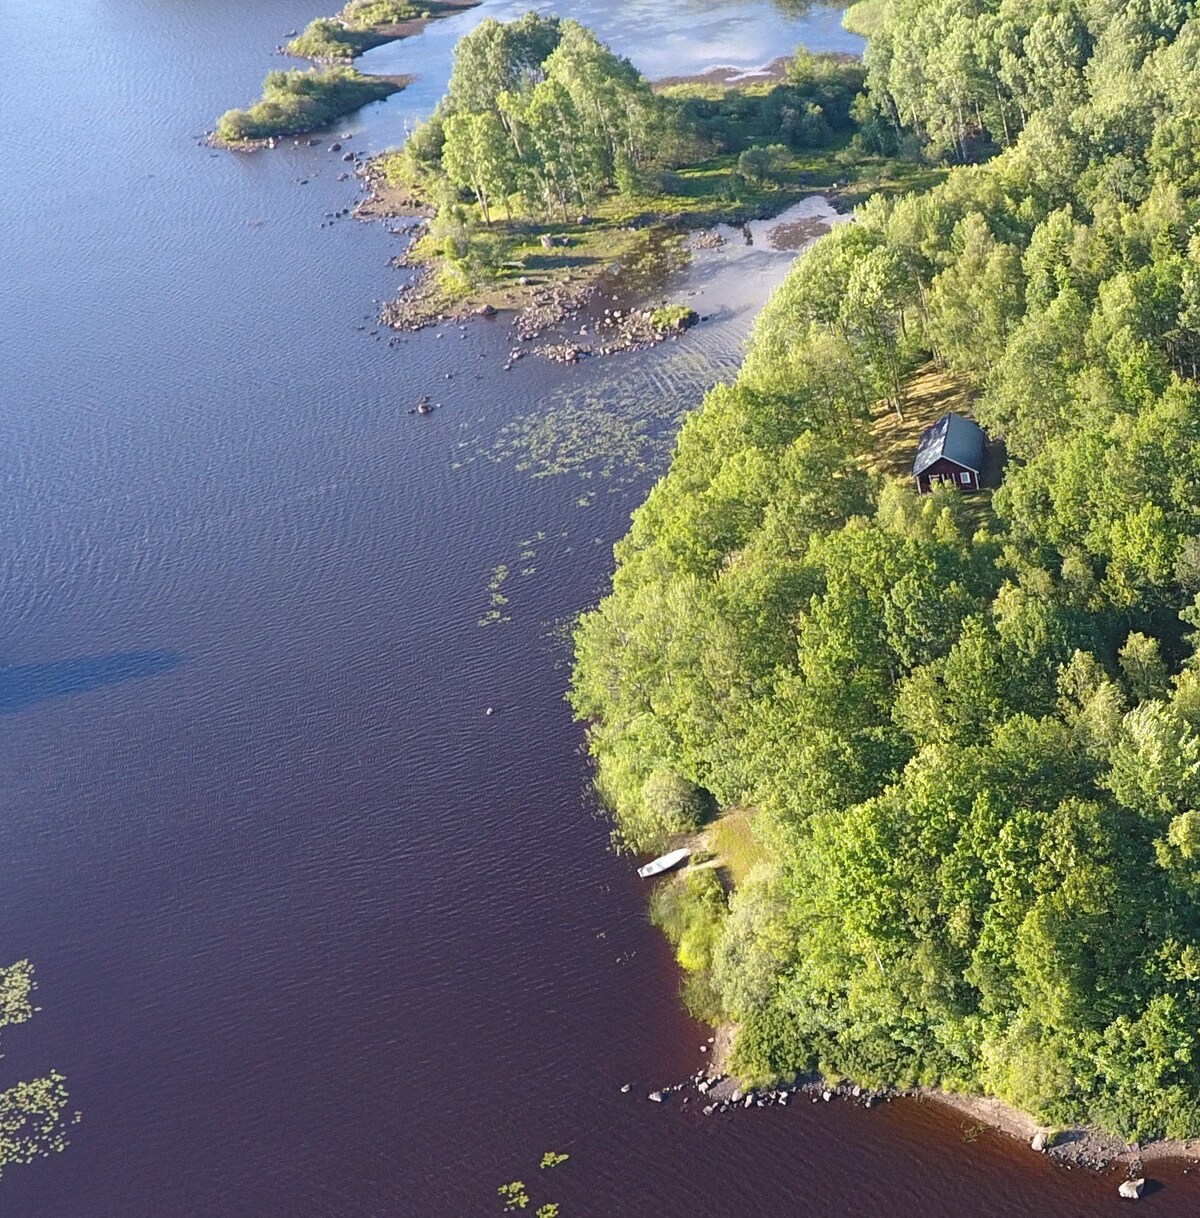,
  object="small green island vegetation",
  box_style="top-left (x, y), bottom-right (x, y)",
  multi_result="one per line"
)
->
top-left (372, 13), bottom-right (921, 318)
top-left (285, 0), bottom-right (476, 62)
top-left (0, 960), bottom-right (74, 1178)
top-left (572, 0), bottom-right (1200, 1144)
top-left (214, 66), bottom-right (402, 146)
